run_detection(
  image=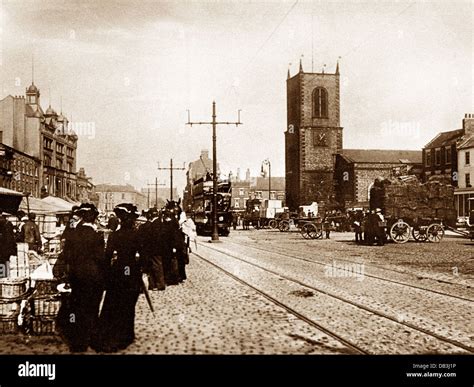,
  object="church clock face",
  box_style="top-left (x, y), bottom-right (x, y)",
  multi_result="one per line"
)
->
top-left (315, 130), bottom-right (328, 147)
